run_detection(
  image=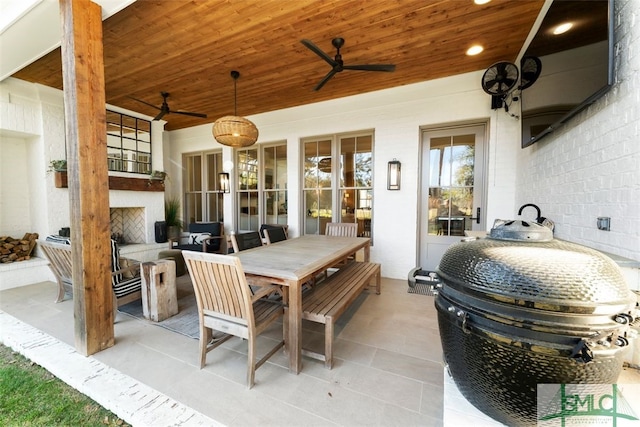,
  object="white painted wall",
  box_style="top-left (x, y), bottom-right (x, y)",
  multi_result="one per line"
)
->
top-left (0, 78), bottom-right (166, 253)
top-left (167, 71), bottom-right (522, 279)
top-left (515, 0), bottom-right (640, 263)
